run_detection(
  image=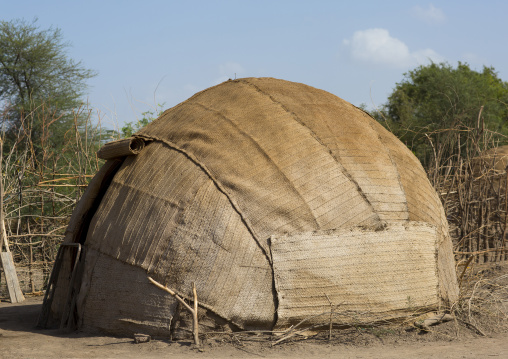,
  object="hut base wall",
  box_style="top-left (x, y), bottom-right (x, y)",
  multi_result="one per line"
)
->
top-left (77, 248), bottom-right (178, 337)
